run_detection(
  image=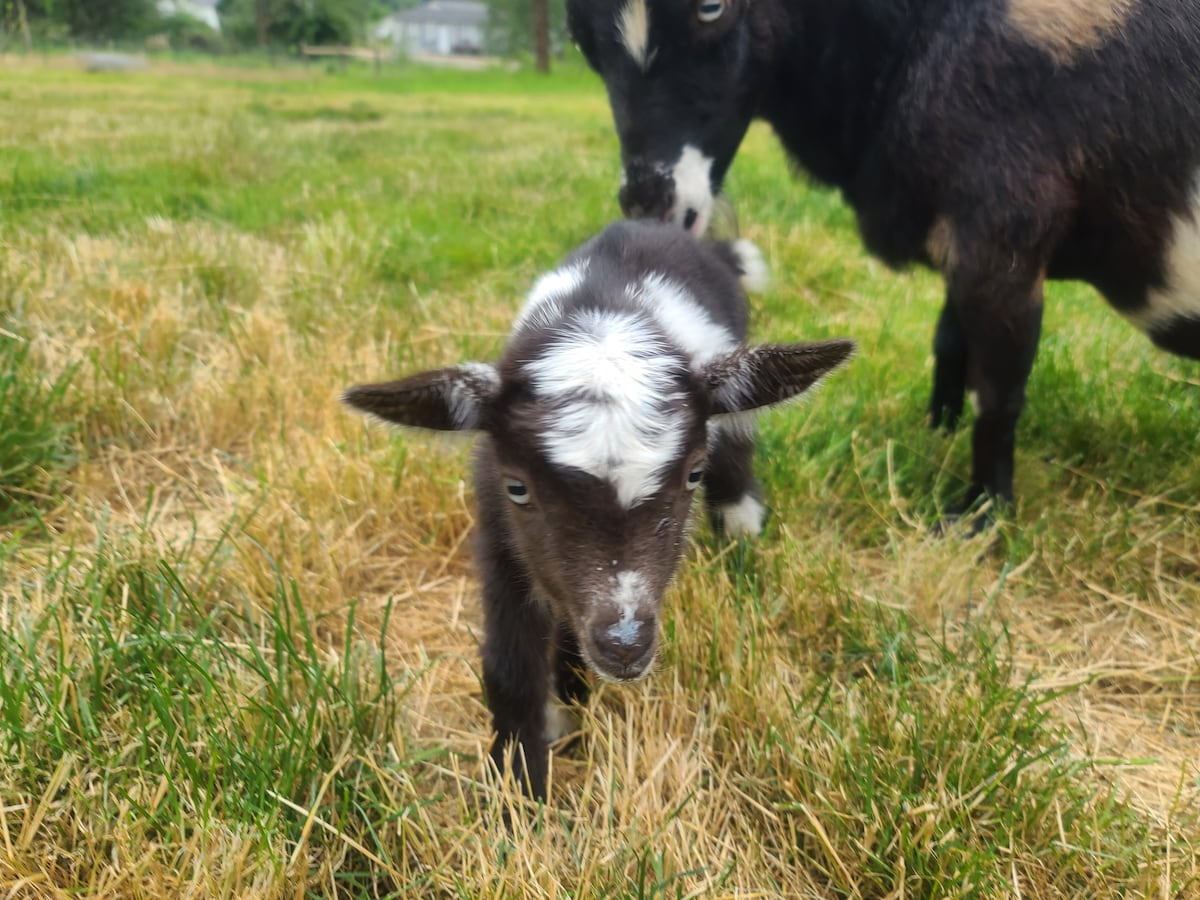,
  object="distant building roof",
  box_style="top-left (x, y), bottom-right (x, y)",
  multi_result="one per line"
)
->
top-left (391, 1), bottom-right (489, 28)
